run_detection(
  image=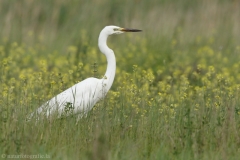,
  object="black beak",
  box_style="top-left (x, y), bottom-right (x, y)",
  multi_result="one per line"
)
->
top-left (120, 28), bottom-right (142, 32)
